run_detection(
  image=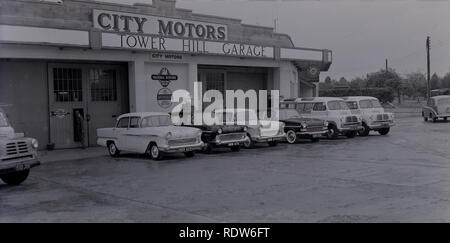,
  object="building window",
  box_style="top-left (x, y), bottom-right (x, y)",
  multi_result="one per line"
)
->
top-left (200, 71), bottom-right (225, 94)
top-left (53, 68), bottom-right (83, 102)
top-left (90, 68), bottom-right (117, 102)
